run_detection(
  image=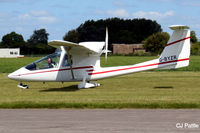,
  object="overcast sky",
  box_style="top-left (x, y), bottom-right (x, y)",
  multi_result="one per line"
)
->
top-left (0, 0), bottom-right (200, 41)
